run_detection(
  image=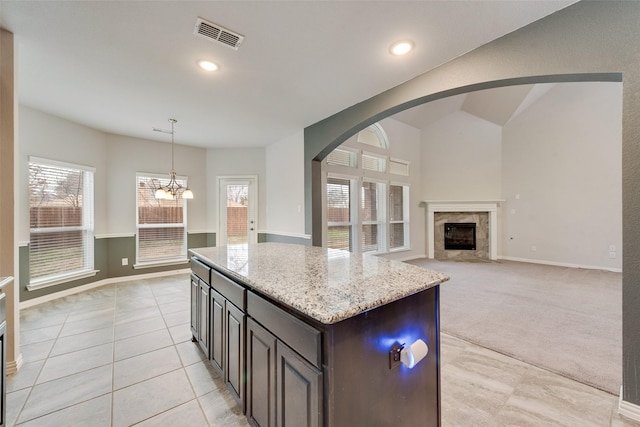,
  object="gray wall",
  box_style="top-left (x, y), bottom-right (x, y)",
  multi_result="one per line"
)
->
top-left (304, 2), bottom-right (640, 404)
